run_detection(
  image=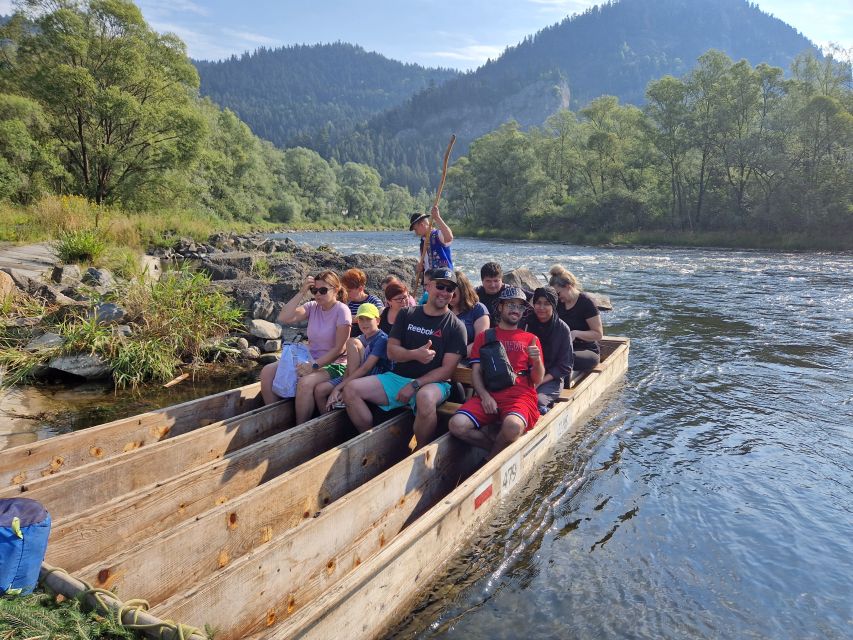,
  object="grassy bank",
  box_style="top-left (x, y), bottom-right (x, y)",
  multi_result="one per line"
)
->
top-left (457, 225), bottom-right (853, 252)
top-left (0, 197), bottom-right (402, 249)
